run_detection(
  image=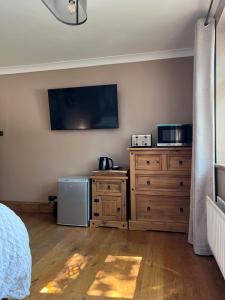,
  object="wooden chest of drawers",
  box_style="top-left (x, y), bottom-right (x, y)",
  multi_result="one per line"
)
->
top-left (128, 148), bottom-right (192, 232)
top-left (90, 169), bottom-right (128, 229)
